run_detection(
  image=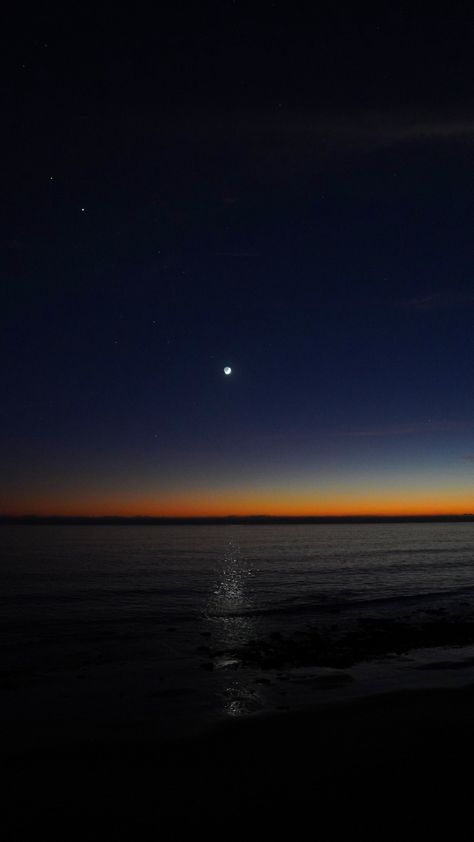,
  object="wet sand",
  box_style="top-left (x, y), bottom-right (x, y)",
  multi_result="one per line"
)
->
top-left (4, 682), bottom-right (474, 839)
